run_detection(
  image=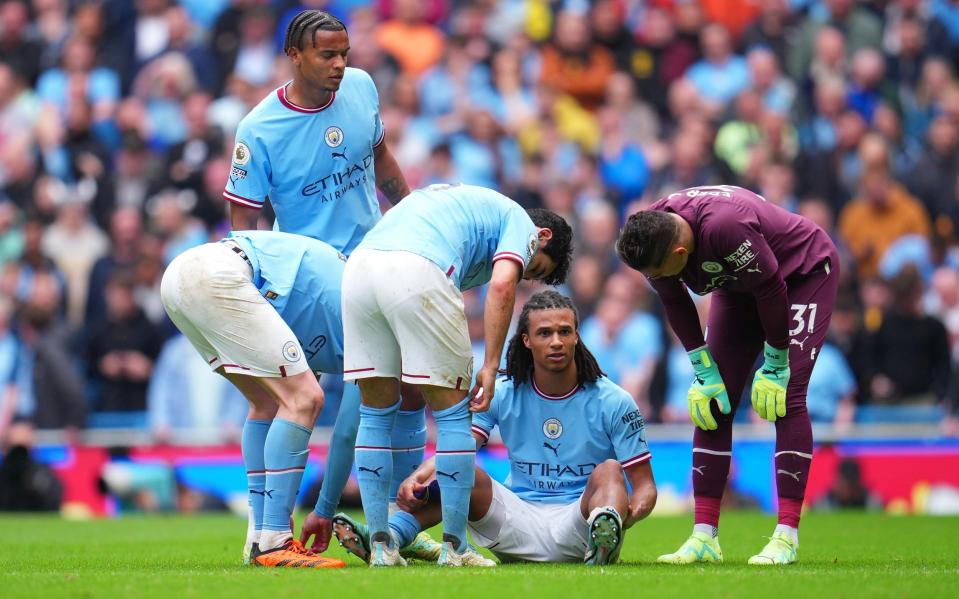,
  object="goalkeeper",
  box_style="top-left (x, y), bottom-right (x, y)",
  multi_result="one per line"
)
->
top-left (616, 185), bottom-right (839, 566)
